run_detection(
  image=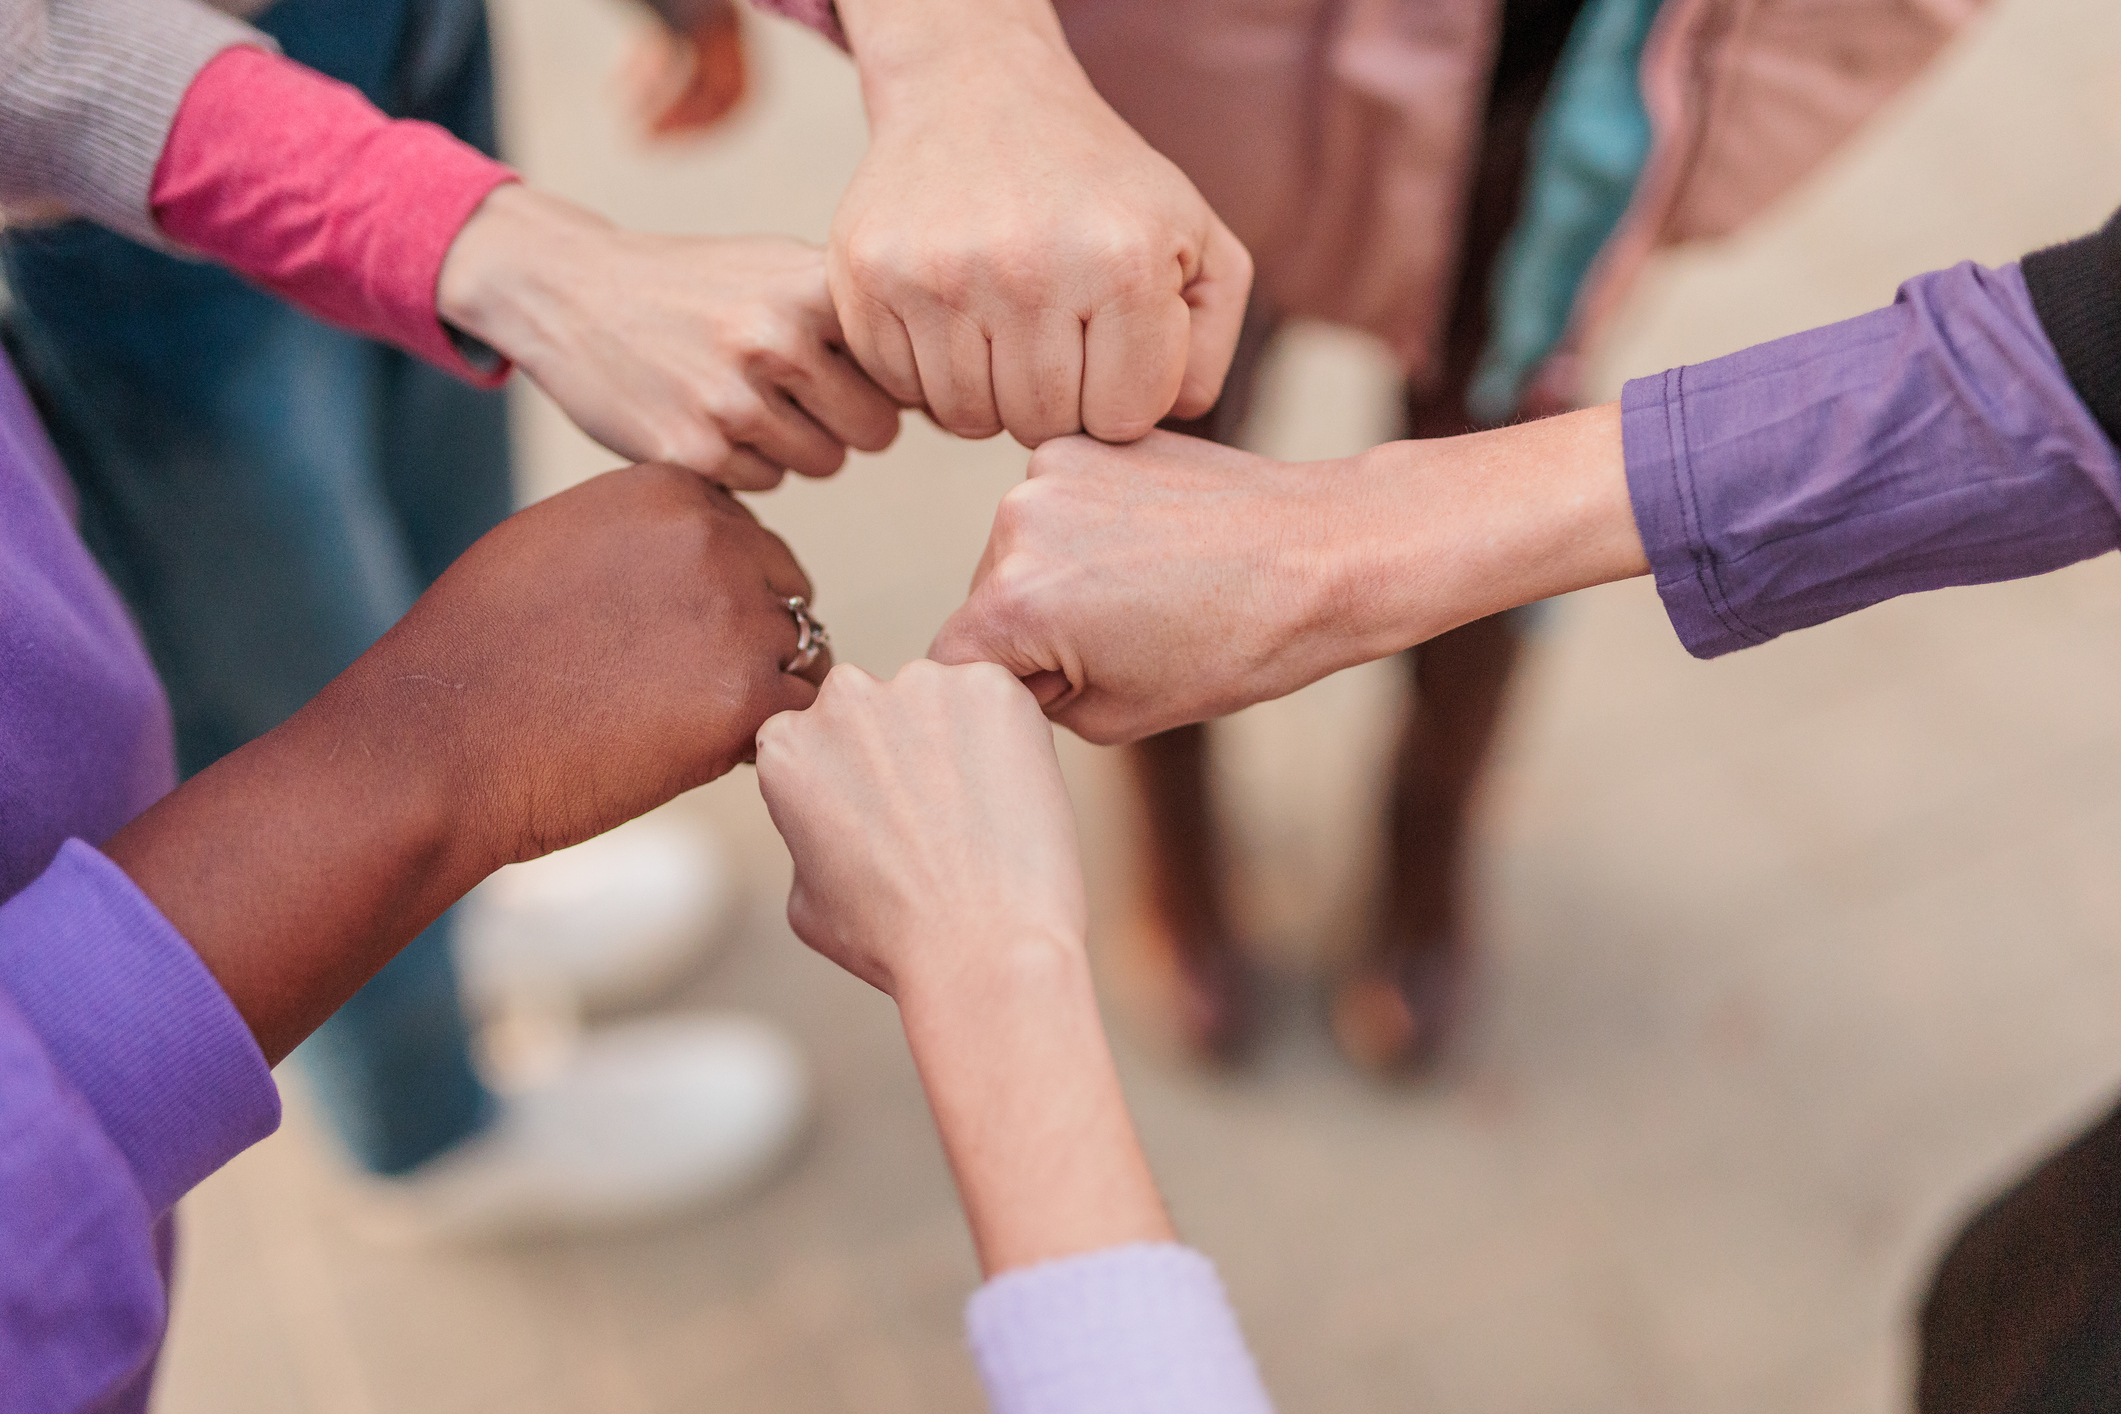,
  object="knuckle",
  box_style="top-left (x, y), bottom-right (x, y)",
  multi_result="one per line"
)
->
top-left (1089, 225), bottom-right (1169, 293)
top-left (938, 408), bottom-right (1003, 441)
top-left (1084, 409), bottom-right (1160, 445)
top-left (961, 659), bottom-right (1020, 697)
top-left (840, 228), bottom-right (906, 289)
